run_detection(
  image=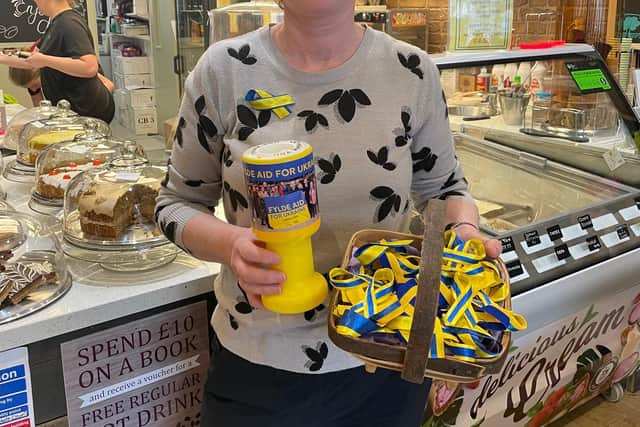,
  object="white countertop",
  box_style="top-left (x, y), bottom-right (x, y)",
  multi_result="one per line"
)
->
top-left (0, 156), bottom-right (221, 352)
